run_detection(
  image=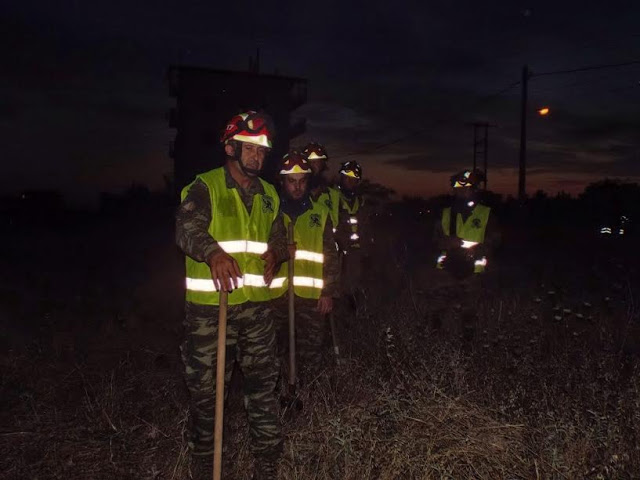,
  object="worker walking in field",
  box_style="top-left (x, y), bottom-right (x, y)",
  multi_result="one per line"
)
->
top-left (175, 111), bottom-right (287, 480)
top-left (430, 169), bottom-right (500, 342)
top-left (334, 160), bottom-right (370, 318)
top-left (302, 141), bottom-right (341, 229)
top-left (272, 149), bottom-right (340, 378)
